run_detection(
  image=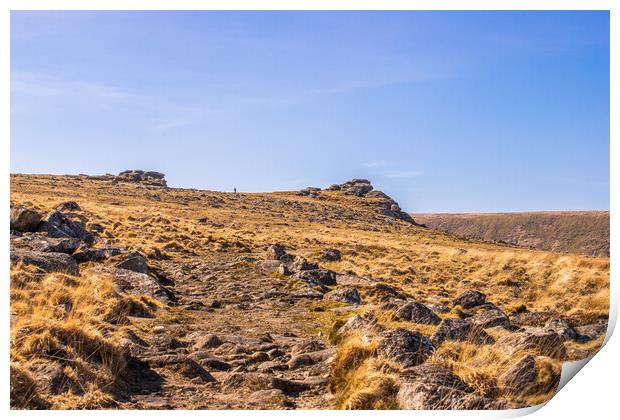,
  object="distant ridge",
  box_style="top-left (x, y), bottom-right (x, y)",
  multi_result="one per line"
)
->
top-left (413, 211), bottom-right (610, 257)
